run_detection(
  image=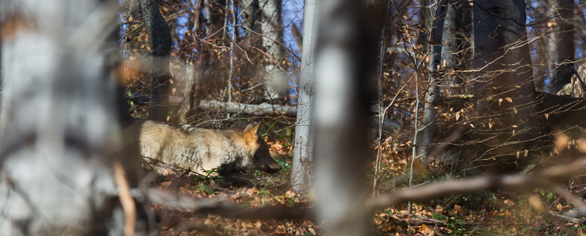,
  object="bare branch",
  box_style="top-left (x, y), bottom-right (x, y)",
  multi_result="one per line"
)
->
top-left (140, 157), bottom-right (586, 223)
top-left (370, 157), bottom-right (586, 210)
